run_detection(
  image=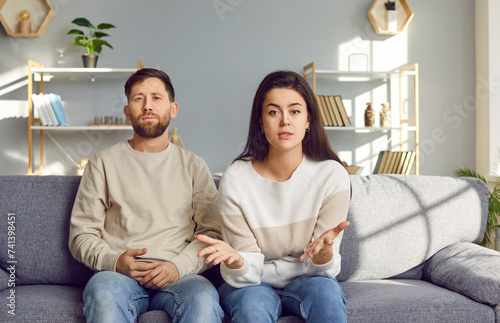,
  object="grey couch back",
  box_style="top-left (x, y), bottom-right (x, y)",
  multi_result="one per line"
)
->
top-left (0, 175), bottom-right (489, 289)
top-left (338, 175), bottom-right (488, 282)
top-left (0, 176), bottom-right (93, 290)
